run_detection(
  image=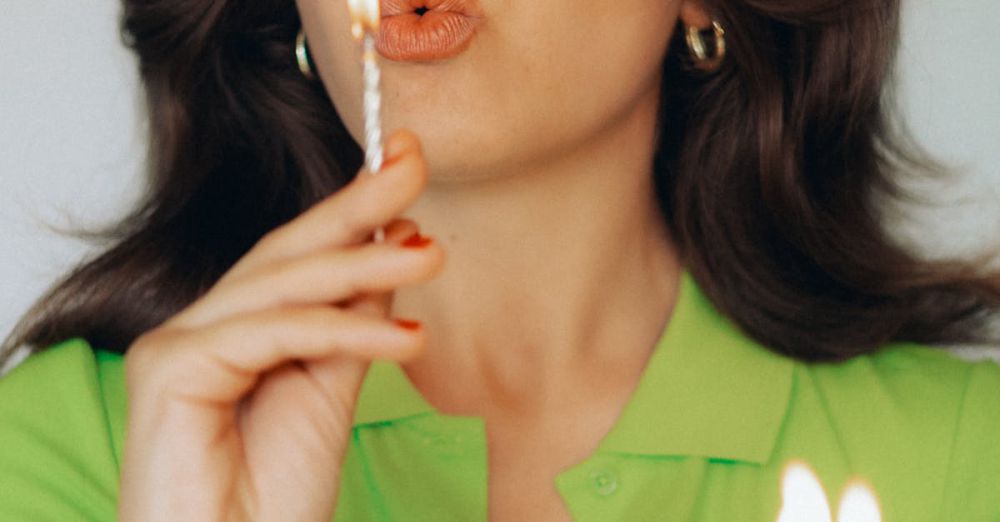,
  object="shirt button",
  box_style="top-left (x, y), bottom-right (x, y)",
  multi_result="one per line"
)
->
top-left (589, 469), bottom-right (619, 496)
